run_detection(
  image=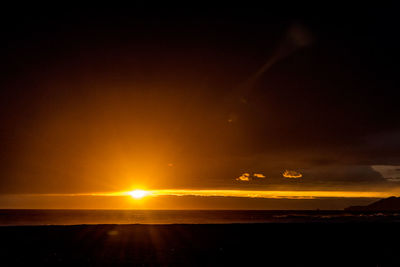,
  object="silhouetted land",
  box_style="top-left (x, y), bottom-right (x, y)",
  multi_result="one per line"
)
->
top-left (346, 196), bottom-right (400, 211)
top-left (0, 223), bottom-right (399, 266)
